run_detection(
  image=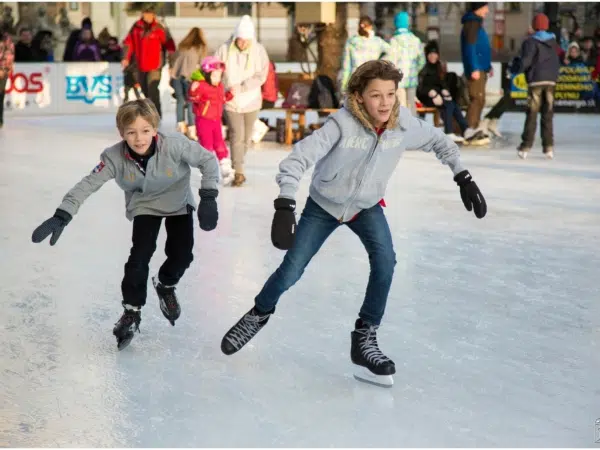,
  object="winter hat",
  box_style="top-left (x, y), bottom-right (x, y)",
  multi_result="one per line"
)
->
top-left (470, 2), bottom-right (488, 12)
top-left (532, 13), bottom-right (549, 31)
top-left (234, 15), bottom-right (255, 40)
top-left (394, 12), bottom-right (410, 30)
top-left (201, 55), bottom-right (226, 73)
top-left (425, 40), bottom-right (439, 55)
